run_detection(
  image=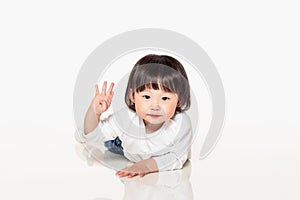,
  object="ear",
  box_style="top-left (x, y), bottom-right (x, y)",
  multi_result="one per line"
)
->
top-left (176, 100), bottom-right (180, 107)
top-left (129, 89), bottom-right (135, 103)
